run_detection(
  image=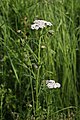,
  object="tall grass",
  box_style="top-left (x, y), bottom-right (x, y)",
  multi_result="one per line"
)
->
top-left (0, 0), bottom-right (80, 119)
